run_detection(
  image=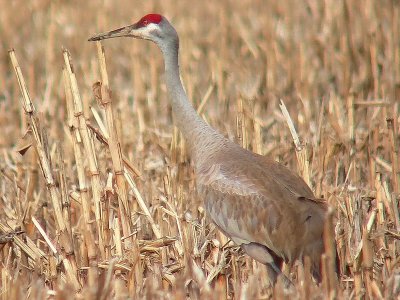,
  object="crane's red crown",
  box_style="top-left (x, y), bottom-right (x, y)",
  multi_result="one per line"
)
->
top-left (137, 14), bottom-right (163, 27)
